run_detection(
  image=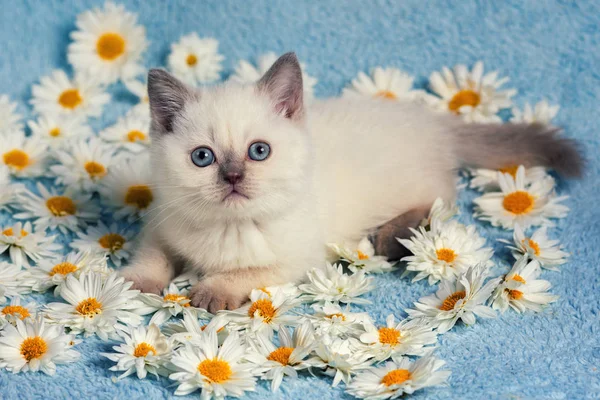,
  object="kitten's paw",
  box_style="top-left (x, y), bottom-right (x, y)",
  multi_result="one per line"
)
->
top-left (119, 268), bottom-right (166, 295)
top-left (190, 277), bottom-right (248, 313)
